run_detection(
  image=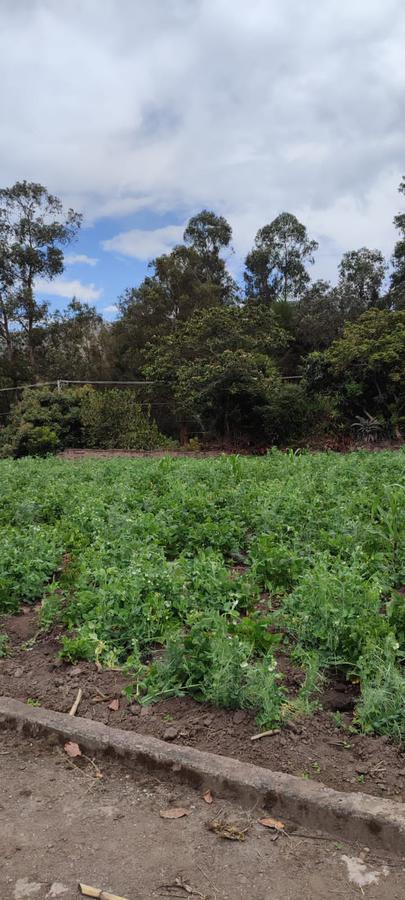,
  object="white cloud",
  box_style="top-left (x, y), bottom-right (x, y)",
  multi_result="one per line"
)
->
top-left (1, 0), bottom-right (405, 281)
top-left (65, 253), bottom-right (98, 266)
top-left (103, 304), bottom-right (119, 315)
top-left (36, 278), bottom-right (102, 302)
top-left (103, 224), bottom-right (184, 260)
